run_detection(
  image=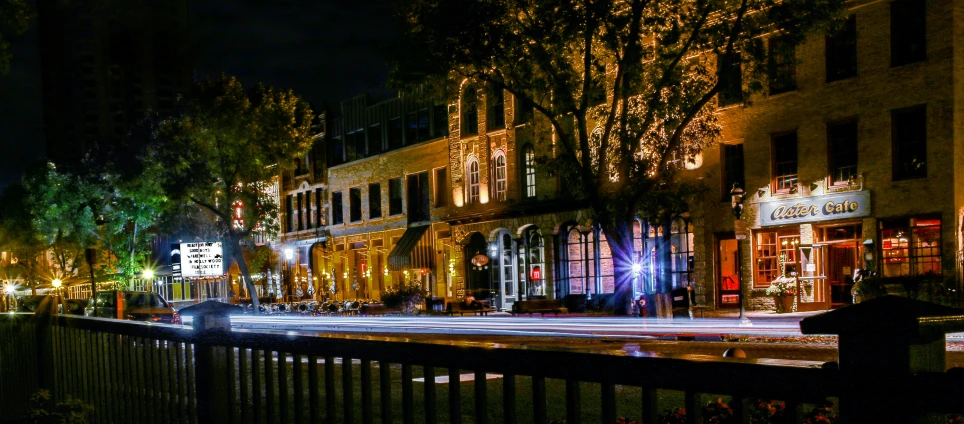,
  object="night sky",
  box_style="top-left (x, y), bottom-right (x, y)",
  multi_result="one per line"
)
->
top-left (0, 0), bottom-right (396, 191)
